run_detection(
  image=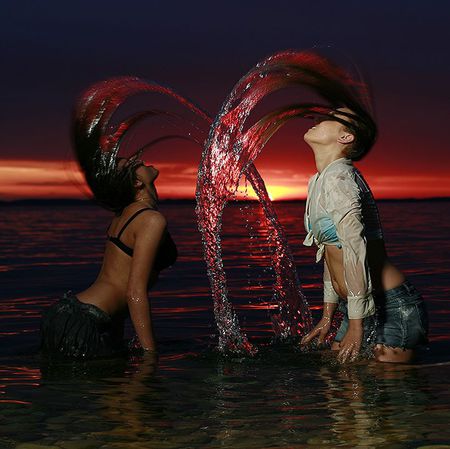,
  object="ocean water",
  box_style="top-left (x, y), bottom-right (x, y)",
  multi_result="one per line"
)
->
top-left (1, 200), bottom-right (450, 449)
